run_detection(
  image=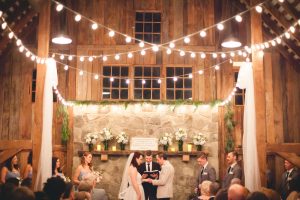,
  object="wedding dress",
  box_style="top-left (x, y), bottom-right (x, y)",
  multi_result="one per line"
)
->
top-left (119, 153), bottom-right (145, 200)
